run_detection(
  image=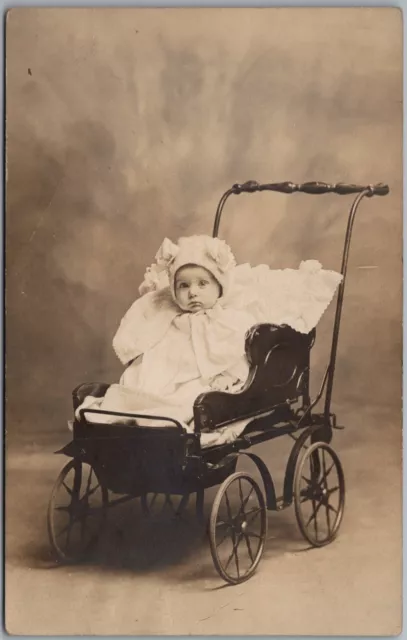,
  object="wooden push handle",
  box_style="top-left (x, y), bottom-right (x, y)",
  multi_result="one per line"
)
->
top-left (231, 180), bottom-right (389, 197)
